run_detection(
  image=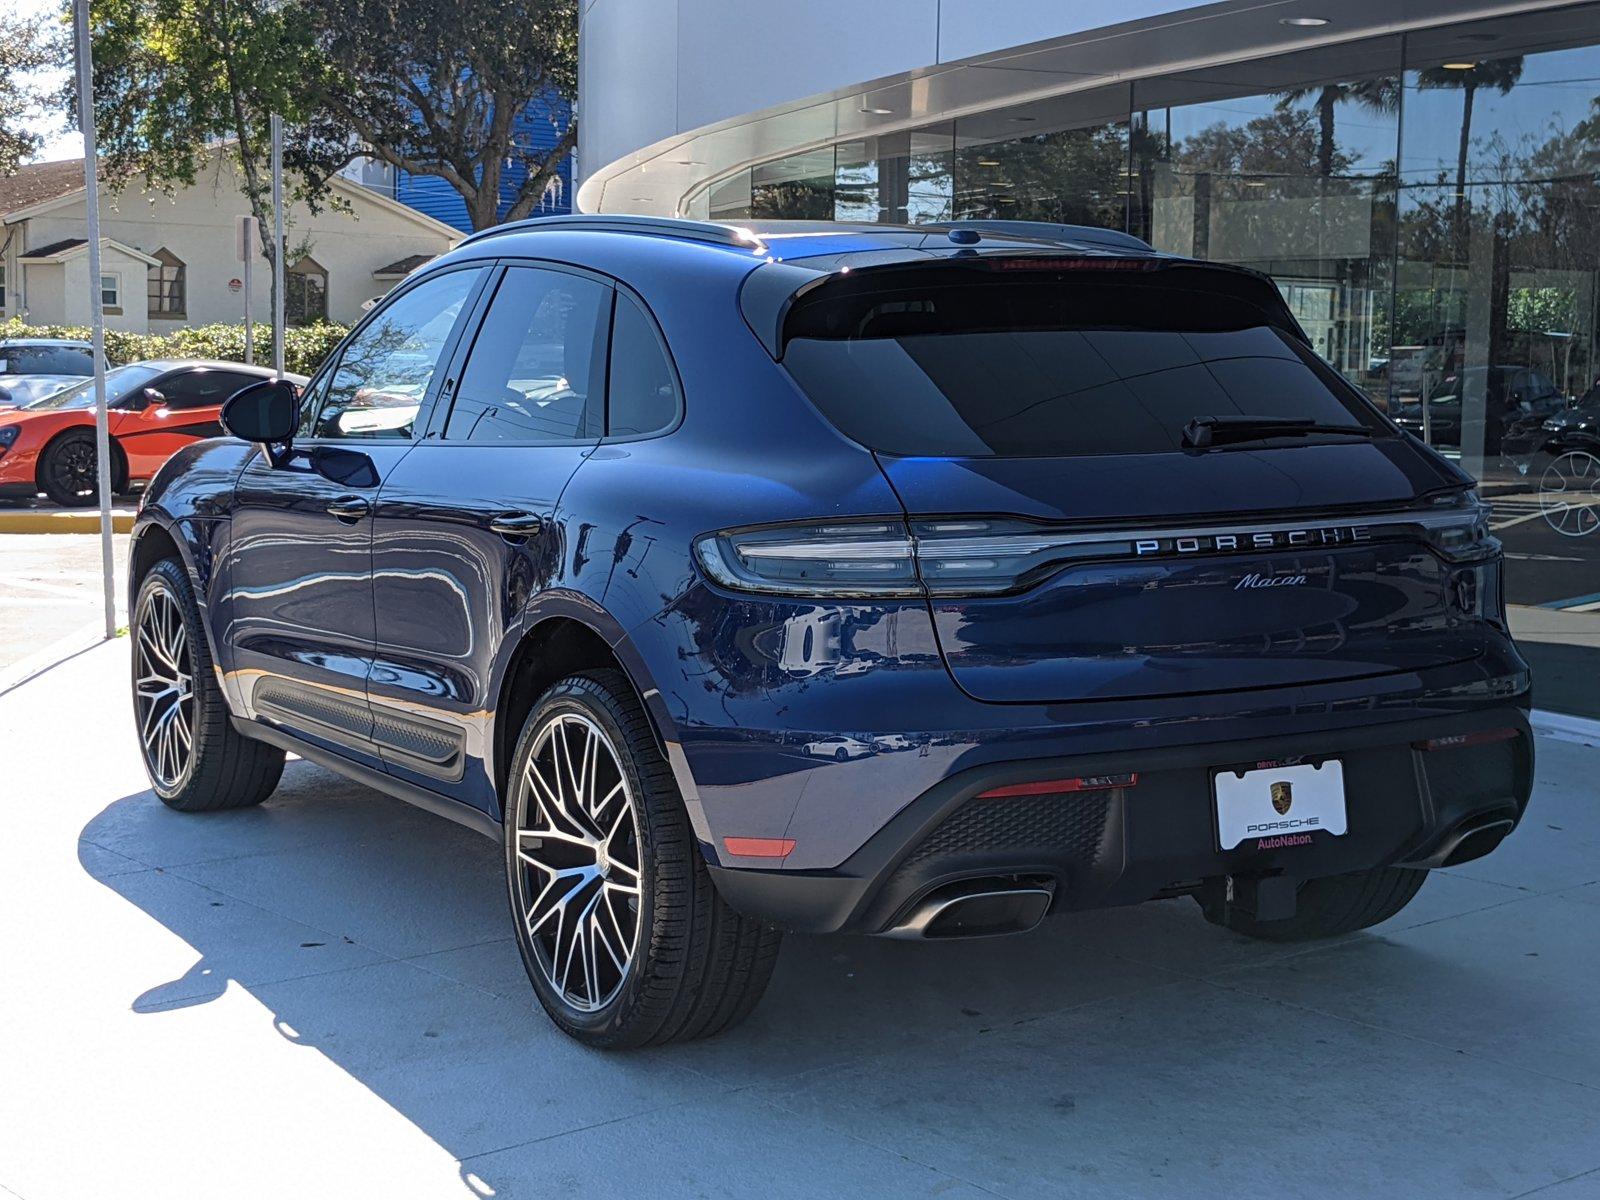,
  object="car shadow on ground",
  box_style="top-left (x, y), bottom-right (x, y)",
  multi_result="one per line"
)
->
top-left (75, 759), bottom-right (1553, 1197)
